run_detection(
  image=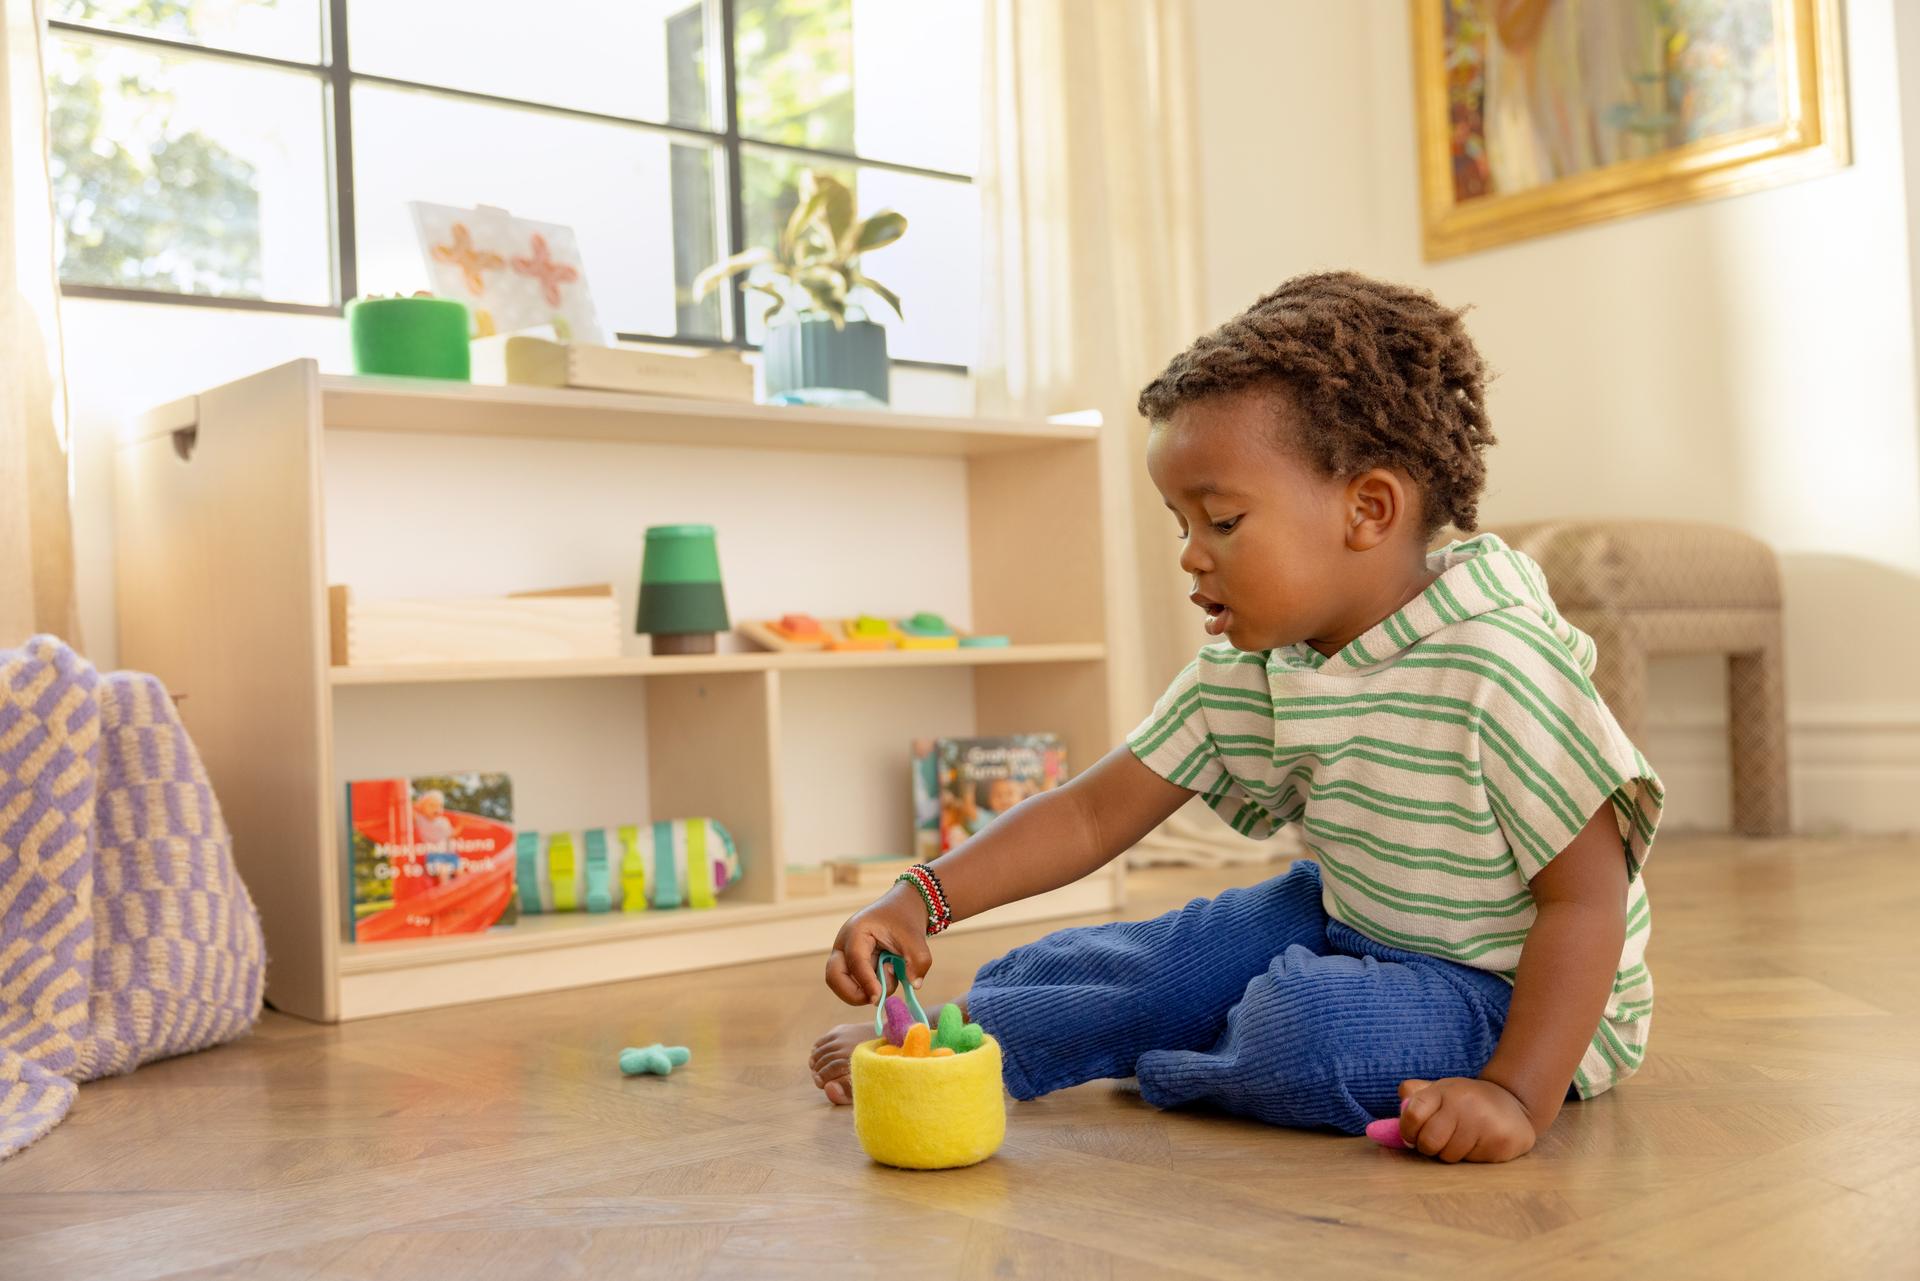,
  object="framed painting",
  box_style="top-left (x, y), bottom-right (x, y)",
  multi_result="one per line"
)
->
top-left (1412, 0), bottom-right (1849, 259)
